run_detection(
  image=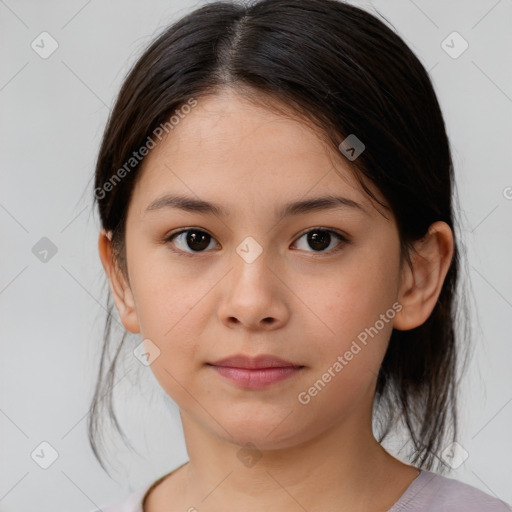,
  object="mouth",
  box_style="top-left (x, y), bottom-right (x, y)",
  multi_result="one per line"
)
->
top-left (207, 365), bottom-right (304, 389)
top-left (206, 354), bottom-right (305, 389)
top-left (208, 353), bottom-right (304, 369)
